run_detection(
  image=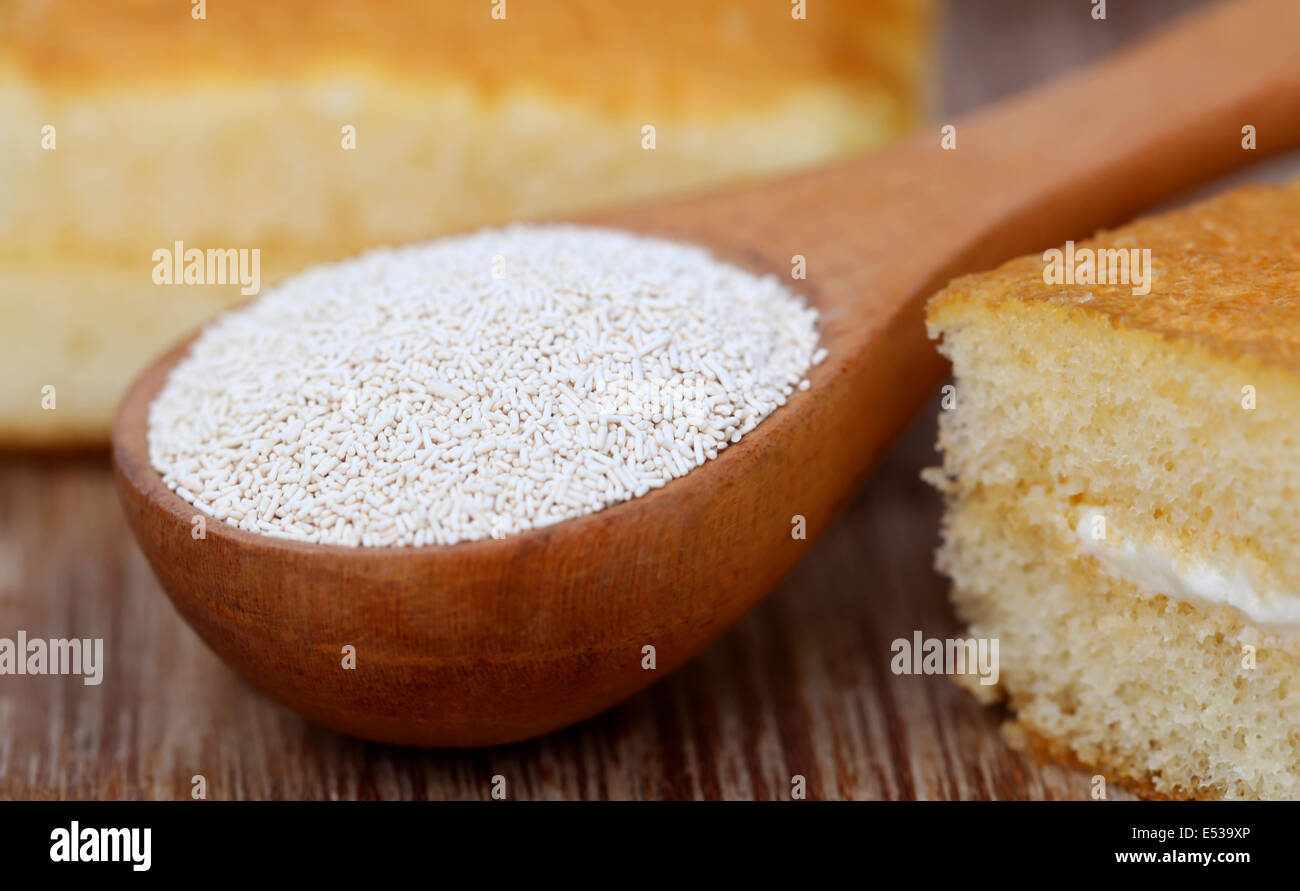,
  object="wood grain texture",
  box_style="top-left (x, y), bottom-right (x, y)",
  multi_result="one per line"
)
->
top-left (7, 0), bottom-right (1292, 799)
